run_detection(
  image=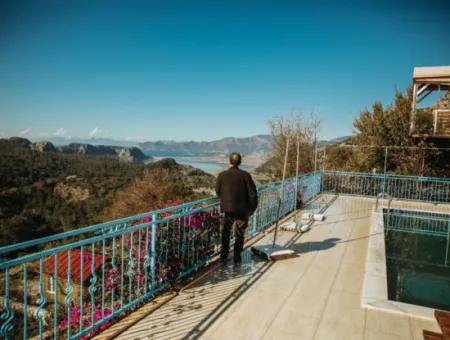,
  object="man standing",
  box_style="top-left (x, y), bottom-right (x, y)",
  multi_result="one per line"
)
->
top-left (215, 152), bottom-right (258, 264)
